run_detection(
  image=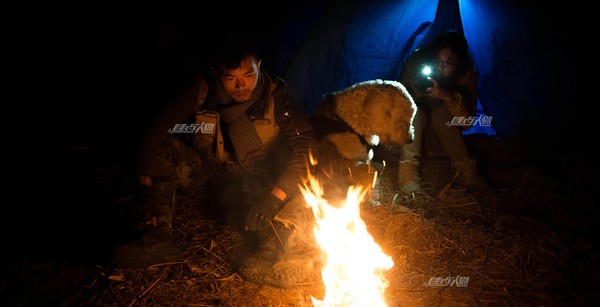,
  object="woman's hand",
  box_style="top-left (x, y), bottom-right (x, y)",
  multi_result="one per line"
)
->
top-left (424, 78), bottom-right (454, 102)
